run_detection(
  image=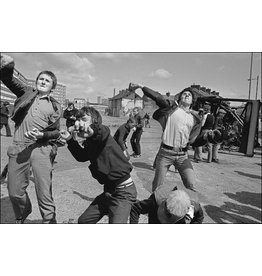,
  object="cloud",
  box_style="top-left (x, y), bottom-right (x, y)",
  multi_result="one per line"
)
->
top-left (150, 68), bottom-right (173, 79)
top-left (195, 57), bottom-right (203, 66)
top-left (90, 53), bottom-right (141, 60)
top-left (217, 65), bottom-right (226, 72)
